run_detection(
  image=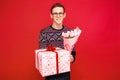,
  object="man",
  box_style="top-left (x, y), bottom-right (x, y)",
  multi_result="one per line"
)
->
top-left (39, 3), bottom-right (76, 80)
